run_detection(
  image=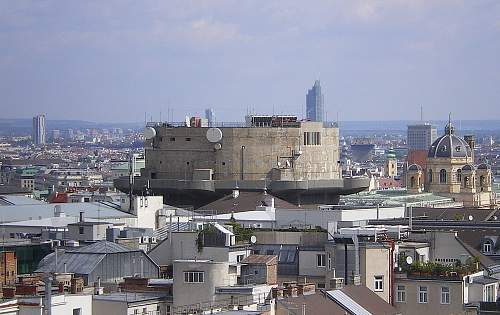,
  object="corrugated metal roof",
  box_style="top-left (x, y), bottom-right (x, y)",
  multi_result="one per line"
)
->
top-left (68, 241), bottom-right (133, 254)
top-left (36, 241), bottom-right (141, 275)
top-left (327, 290), bottom-right (372, 315)
top-left (36, 251), bottom-right (105, 274)
top-left (153, 222), bottom-right (194, 239)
